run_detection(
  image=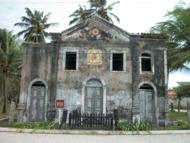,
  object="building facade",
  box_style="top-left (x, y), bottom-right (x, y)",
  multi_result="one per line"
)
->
top-left (17, 15), bottom-right (168, 126)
